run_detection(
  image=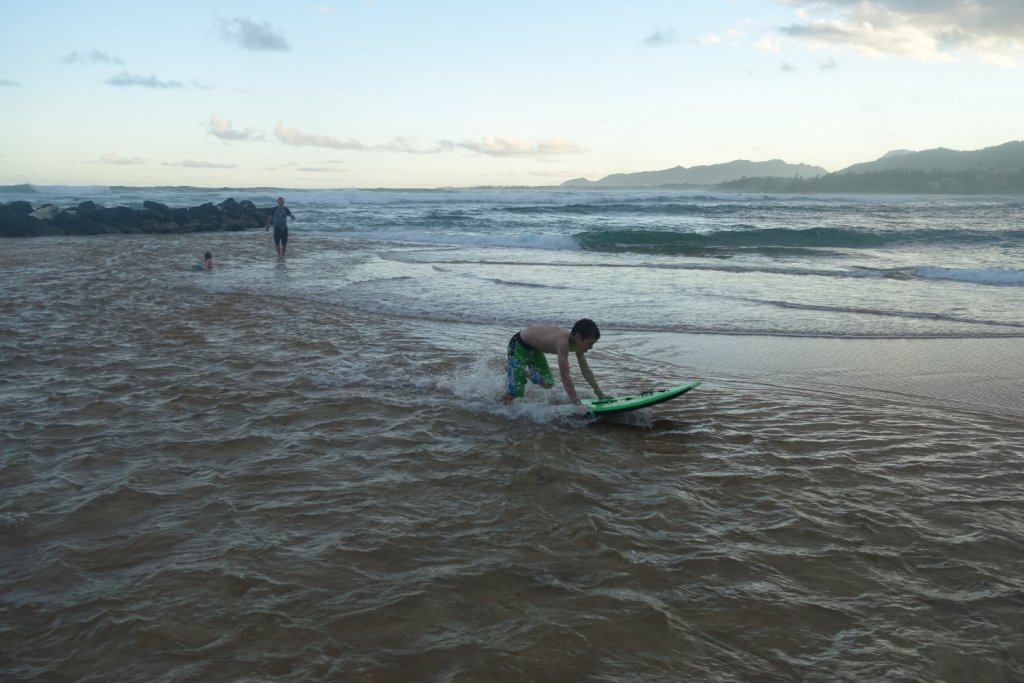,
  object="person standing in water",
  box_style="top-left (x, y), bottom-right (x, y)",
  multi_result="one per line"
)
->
top-left (265, 197), bottom-right (294, 257)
